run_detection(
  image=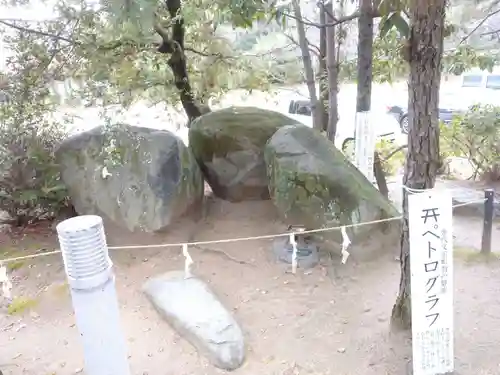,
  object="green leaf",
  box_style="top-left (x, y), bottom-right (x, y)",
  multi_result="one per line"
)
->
top-left (378, 14), bottom-right (393, 38)
top-left (390, 12), bottom-right (410, 39)
top-left (41, 184), bottom-right (67, 195)
top-left (380, 12), bottom-right (409, 39)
